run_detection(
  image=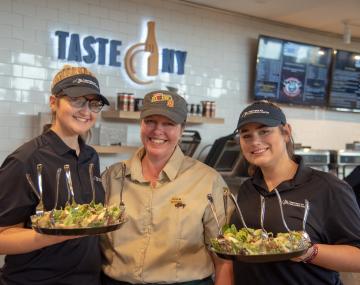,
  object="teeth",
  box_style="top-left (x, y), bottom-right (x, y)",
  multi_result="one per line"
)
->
top-left (151, 138), bottom-right (166, 144)
top-left (75, 117), bottom-right (89, 122)
top-left (252, 148), bottom-right (266, 154)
